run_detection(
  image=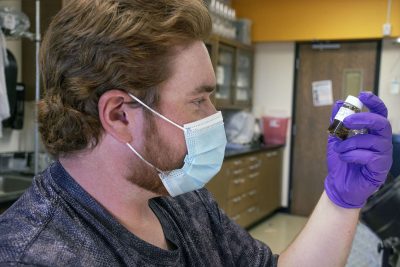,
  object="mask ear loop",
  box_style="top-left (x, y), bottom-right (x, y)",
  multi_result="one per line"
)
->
top-left (126, 143), bottom-right (166, 174)
top-left (127, 93), bottom-right (185, 132)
